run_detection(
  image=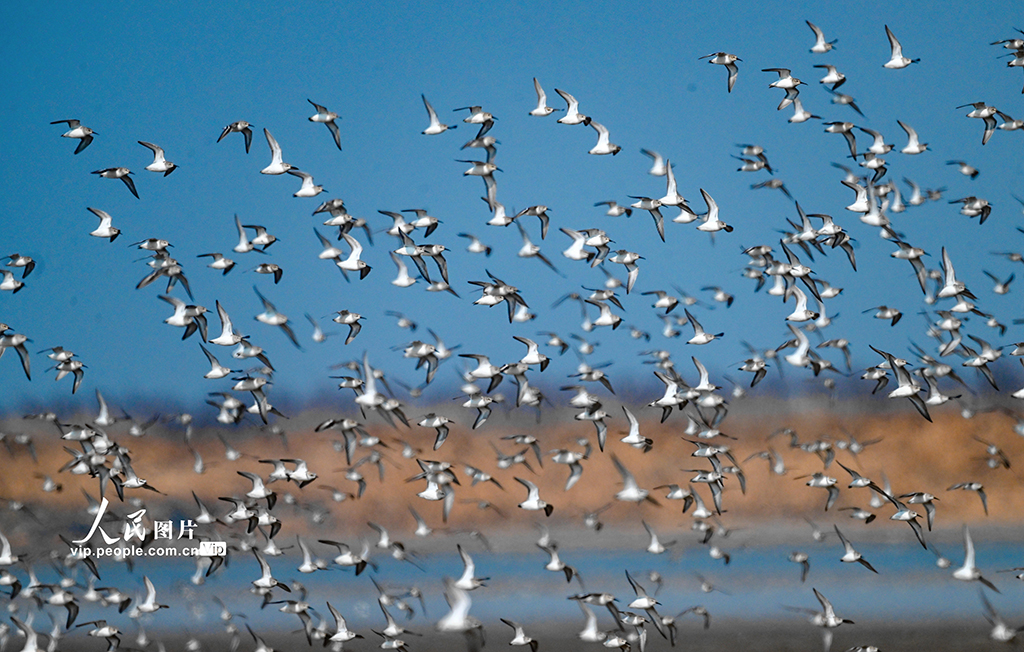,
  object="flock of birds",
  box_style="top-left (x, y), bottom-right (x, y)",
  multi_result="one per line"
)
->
top-left (3, 18), bottom-right (1024, 652)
